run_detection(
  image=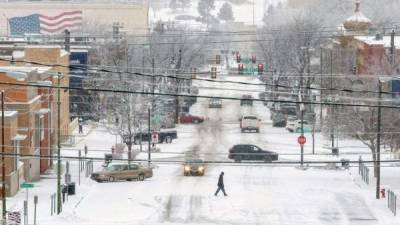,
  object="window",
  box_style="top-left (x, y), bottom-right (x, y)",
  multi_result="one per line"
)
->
top-left (12, 140), bottom-right (20, 171)
top-left (40, 116), bottom-right (44, 141)
top-left (130, 164), bottom-right (139, 170)
top-left (107, 165), bottom-right (121, 172)
top-left (121, 165), bottom-right (129, 171)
